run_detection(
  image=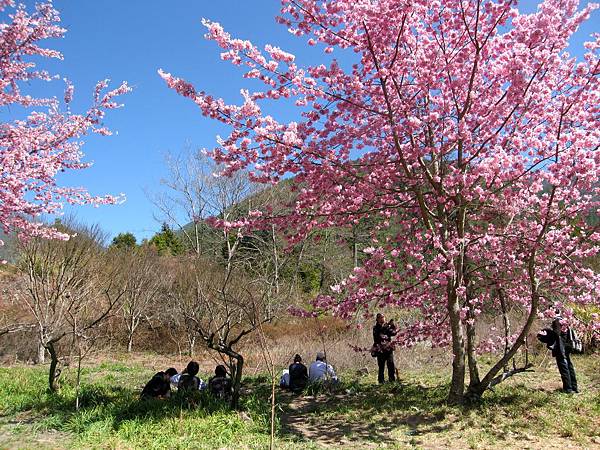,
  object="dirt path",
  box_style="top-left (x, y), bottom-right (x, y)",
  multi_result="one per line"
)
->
top-left (278, 391), bottom-right (393, 448)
